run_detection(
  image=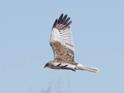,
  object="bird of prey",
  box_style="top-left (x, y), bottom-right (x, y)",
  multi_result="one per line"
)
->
top-left (44, 14), bottom-right (100, 73)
